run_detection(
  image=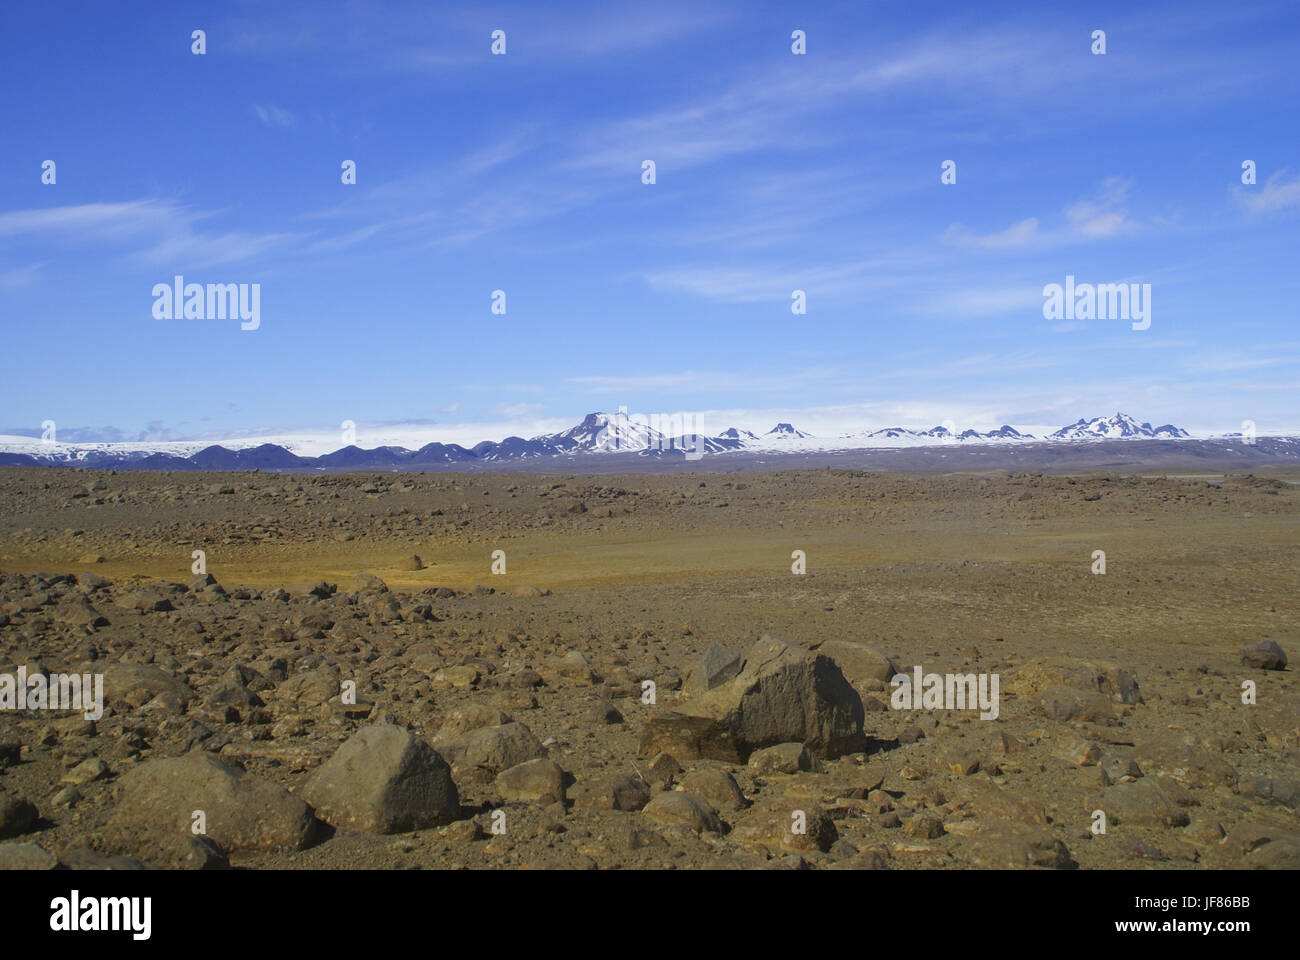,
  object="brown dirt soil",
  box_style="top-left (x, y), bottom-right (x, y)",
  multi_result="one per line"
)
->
top-left (0, 466), bottom-right (1296, 870)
